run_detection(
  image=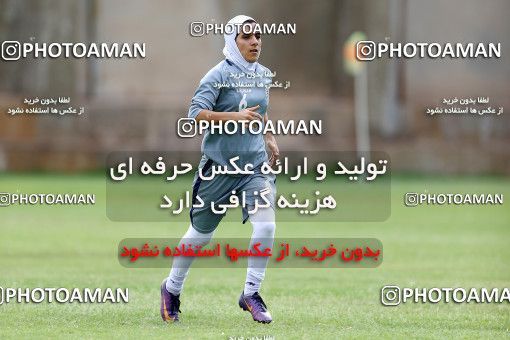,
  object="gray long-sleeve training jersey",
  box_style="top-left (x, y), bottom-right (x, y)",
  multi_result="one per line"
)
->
top-left (188, 59), bottom-right (273, 169)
